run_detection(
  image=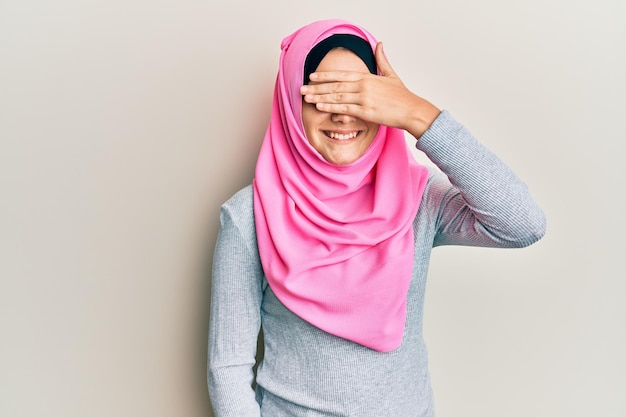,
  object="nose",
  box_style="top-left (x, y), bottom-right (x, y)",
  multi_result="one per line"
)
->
top-left (330, 112), bottom-right (357, 124)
